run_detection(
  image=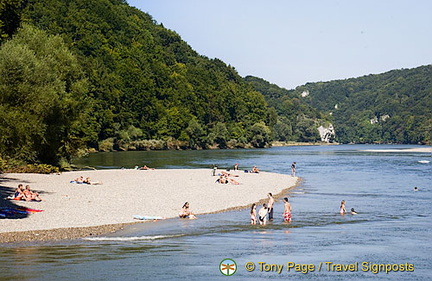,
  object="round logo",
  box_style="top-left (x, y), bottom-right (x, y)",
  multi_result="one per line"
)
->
top-left (219, 258), bottom-right (237, 276)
